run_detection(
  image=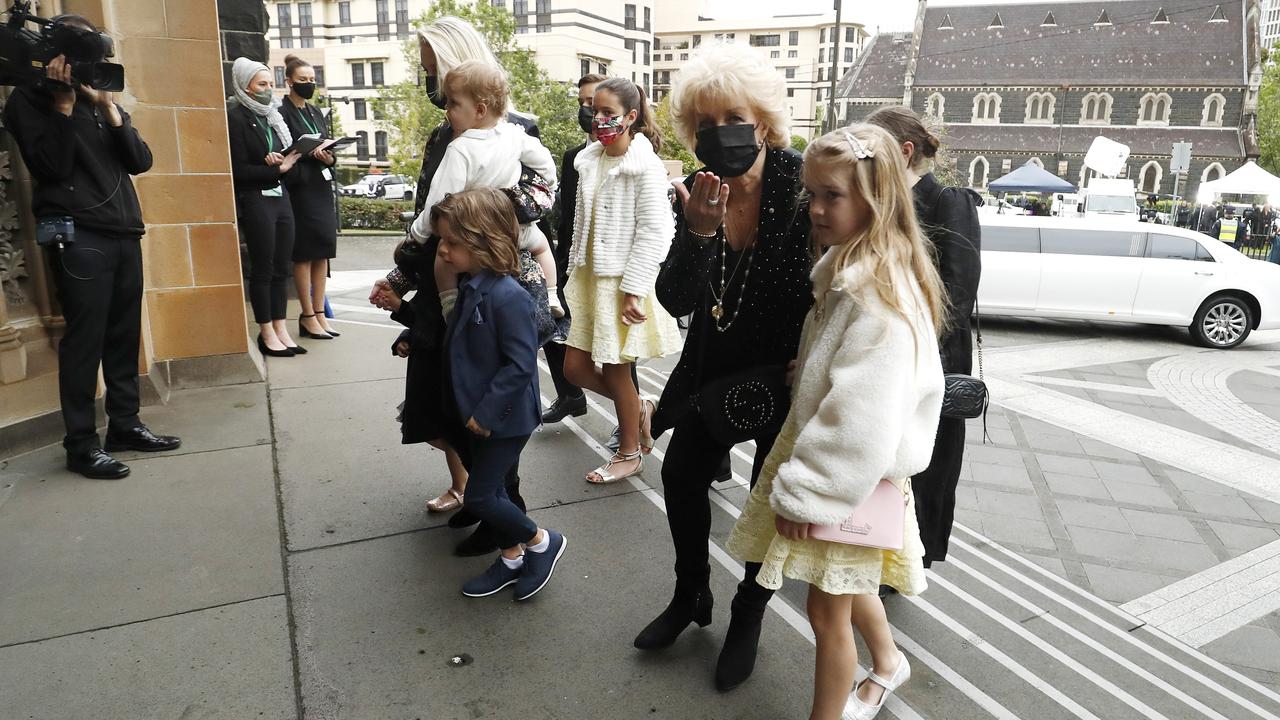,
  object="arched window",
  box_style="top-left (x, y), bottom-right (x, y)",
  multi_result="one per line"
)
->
top-left (1024, 92), bottom-right (1055, 123)
top-left (1138, 160), bottom-right (1163, 194)
top-left (1029, 157), bottom-right (1045, 169)
top-left (1202, 162), bottom-right (1226, 183)
top-left (969, 156), bottom-right (990, 188)
top-left (971, 92), bottom-right (1001, 123)
top-left (1080, 92), bottom-right (1113, 124)
top-left (926, 93), bottom-right (945, 119)
top-left (1201, 93), bottom-right (1226, 127)
top-left (1139, 92), bottom-right (1173, 125)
